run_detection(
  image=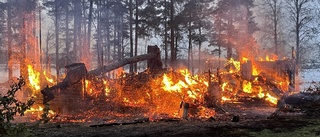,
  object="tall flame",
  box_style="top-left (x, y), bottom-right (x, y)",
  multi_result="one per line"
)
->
top-left (27, 65), bottom-right (40, 92)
